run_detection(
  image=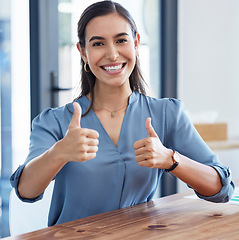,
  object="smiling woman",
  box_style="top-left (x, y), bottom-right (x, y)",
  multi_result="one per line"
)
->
top-left (57, 0), bottom-right (151, 107)
top-left (77, 12), bottom-right (140, 96)
top-left (10, 0), bottom-right (234, 230)
top-left (76, 3), bottom-right (145, 117)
